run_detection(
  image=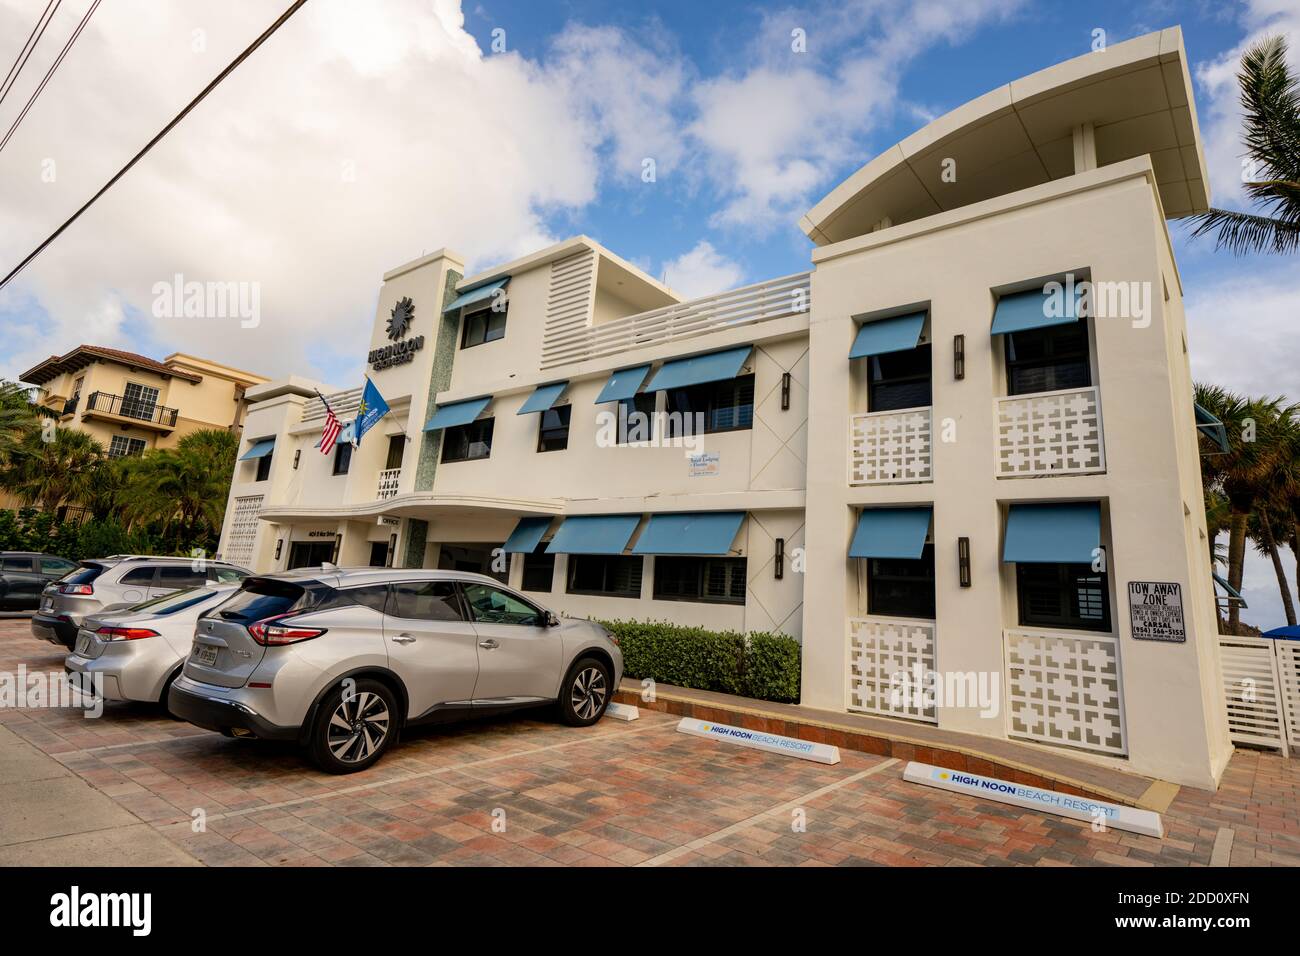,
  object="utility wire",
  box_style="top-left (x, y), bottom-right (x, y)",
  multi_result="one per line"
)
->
top-left (0, 0), bottom-right (100, 156)
top-left (0, 0), bottom-right (62, 109)
top-left (0, 0), bottom-right (311, 293)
